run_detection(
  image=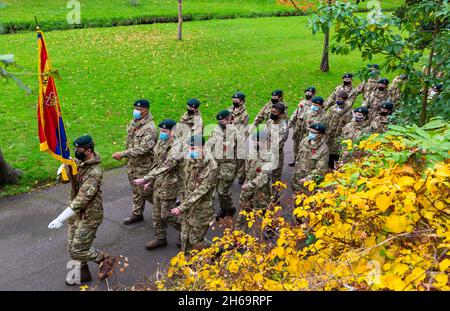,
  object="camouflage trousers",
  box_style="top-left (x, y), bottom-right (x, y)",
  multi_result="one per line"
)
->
top-left (67, 218), bottom-right (103, 265)
top-left (271, 147), bottom-right (285, 182)
top-left (236, 185), bottom-right (271, 233)
top-left (153, 197), bottom-right (181, 240)
top-left (127, 170), bottom-right (153, 216)
top-left (180, 218), bottom-right (210, 253)
top-left (216, 161), bottom-right (238, 213)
